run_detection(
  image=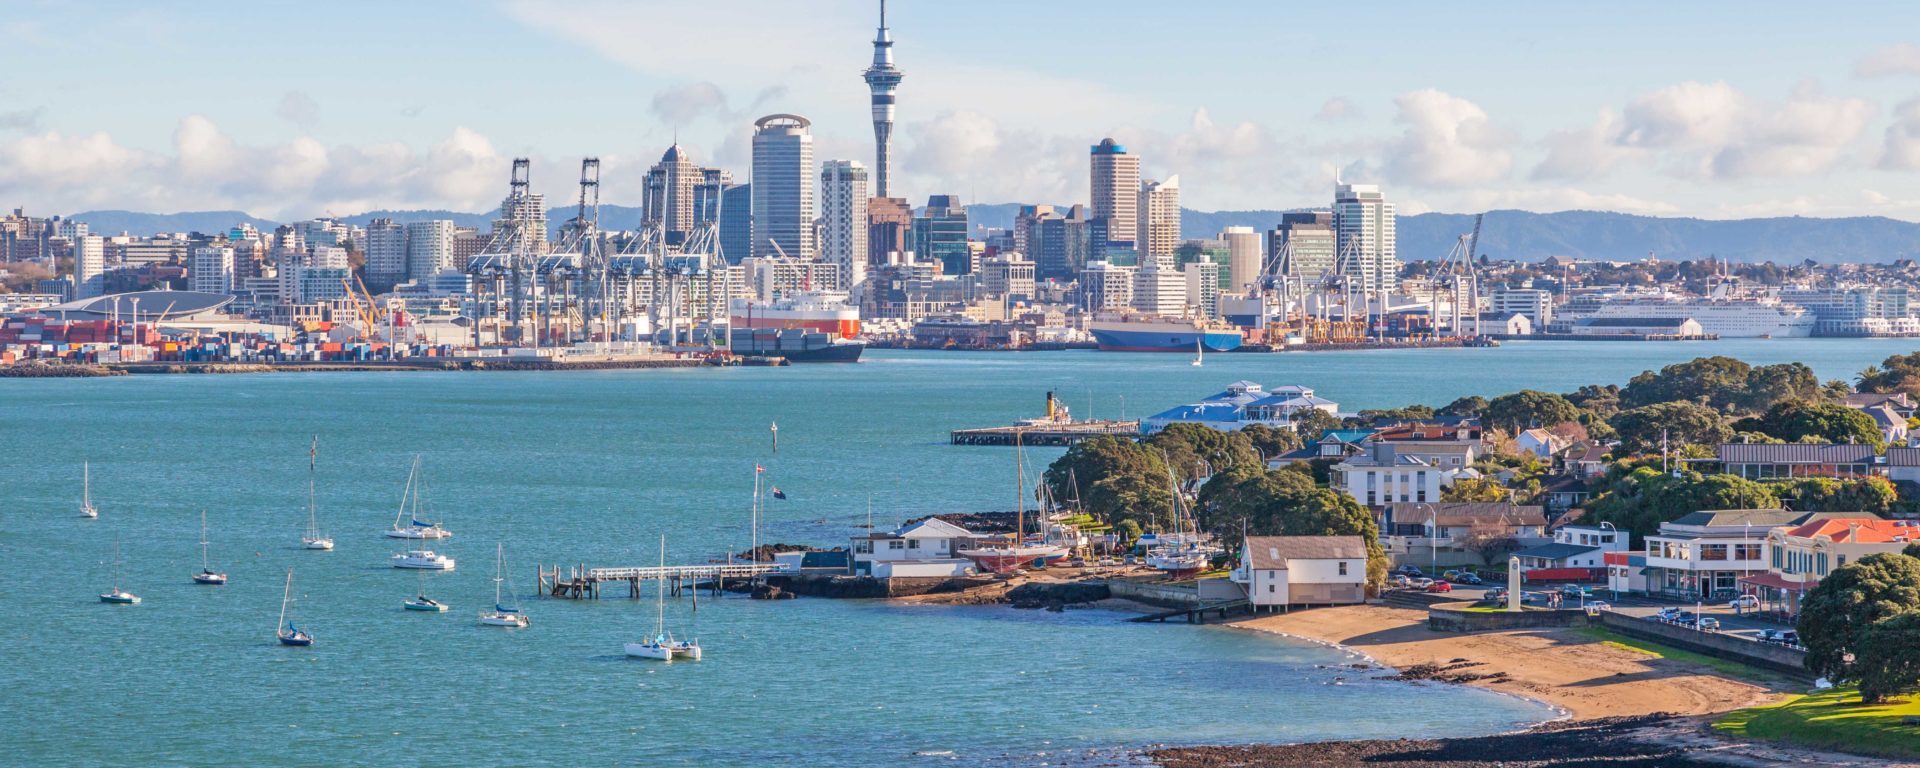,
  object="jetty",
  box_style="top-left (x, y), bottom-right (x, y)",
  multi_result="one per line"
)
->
top-left (538, 562), bottom-right (787, 599)
top-left (949, 420), bottom-right (1139, 446)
